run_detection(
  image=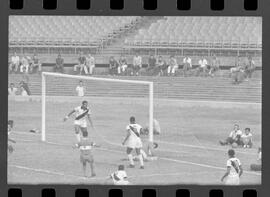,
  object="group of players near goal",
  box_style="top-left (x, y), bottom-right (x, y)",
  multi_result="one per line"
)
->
top-left (61, 100), bottom-right (248, 185)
